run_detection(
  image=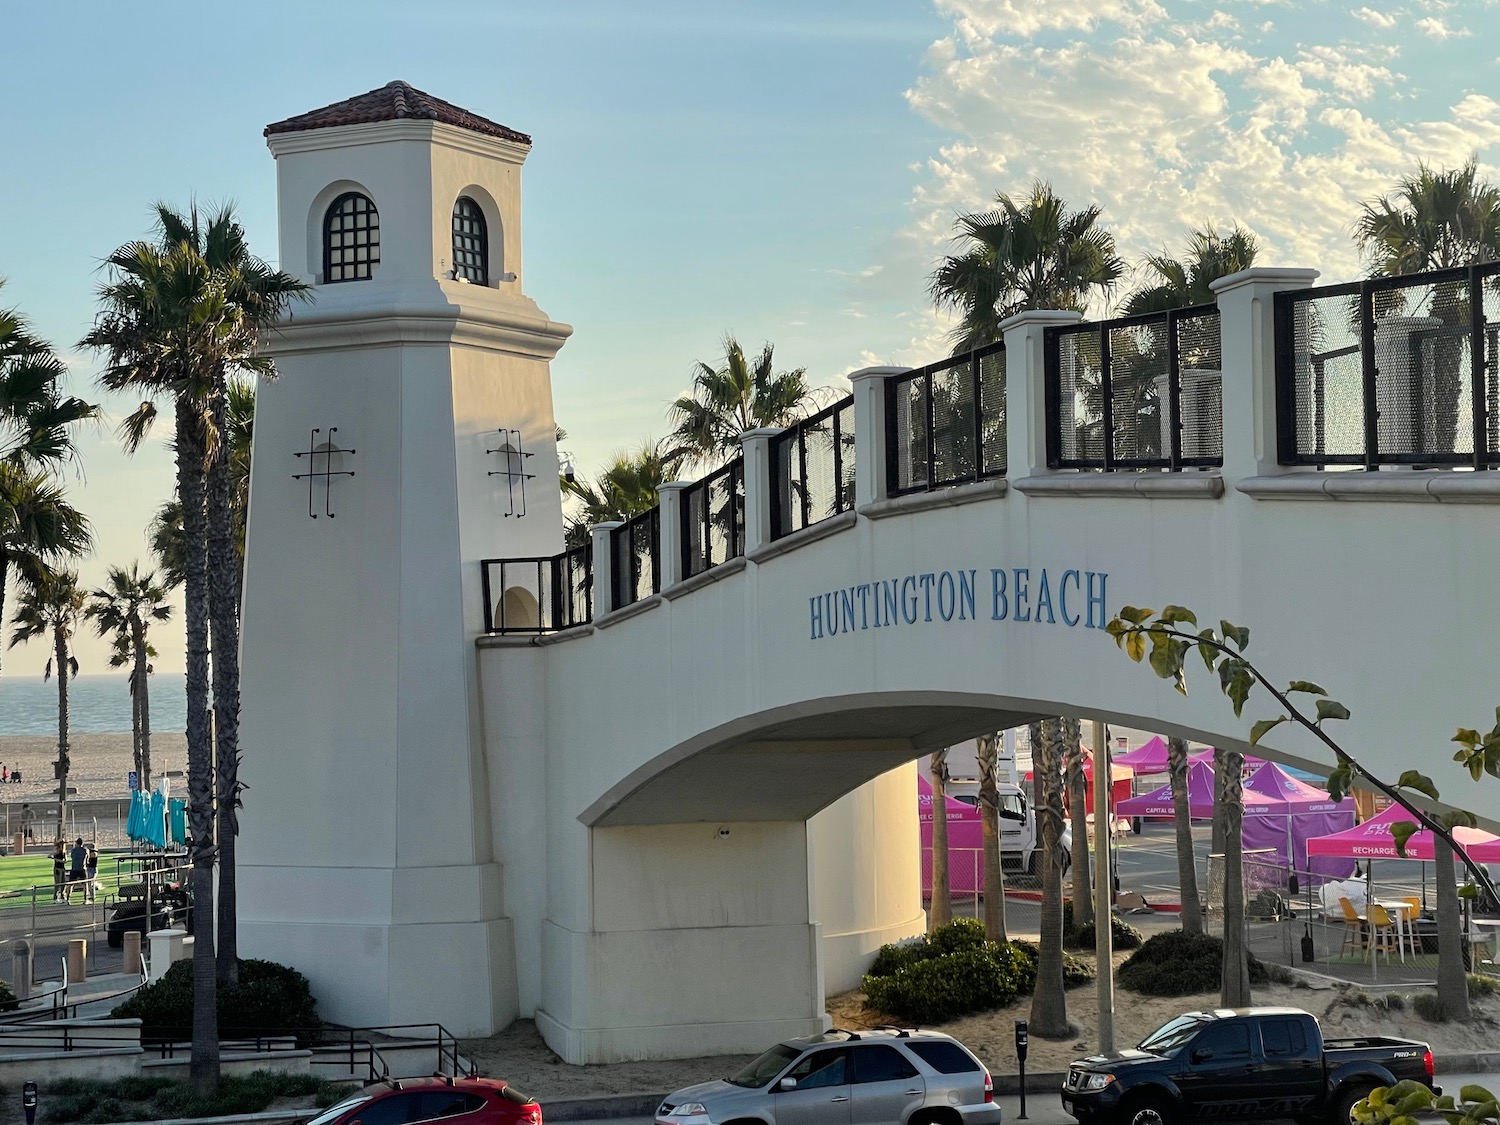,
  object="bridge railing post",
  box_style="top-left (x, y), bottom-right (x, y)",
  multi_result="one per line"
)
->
top-left (848, 366), bottom-right (908, 508)
top-left (656, 483), bottom-right (691, 589)
top-left (740, 427), bottom-right (782, 553)
top-left (1209, 267), bottom-right (1320, 482)
top-left (590, 521), bottom-right (625, 615)
top-left (1000, 310), bottom-right (1083, 480)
